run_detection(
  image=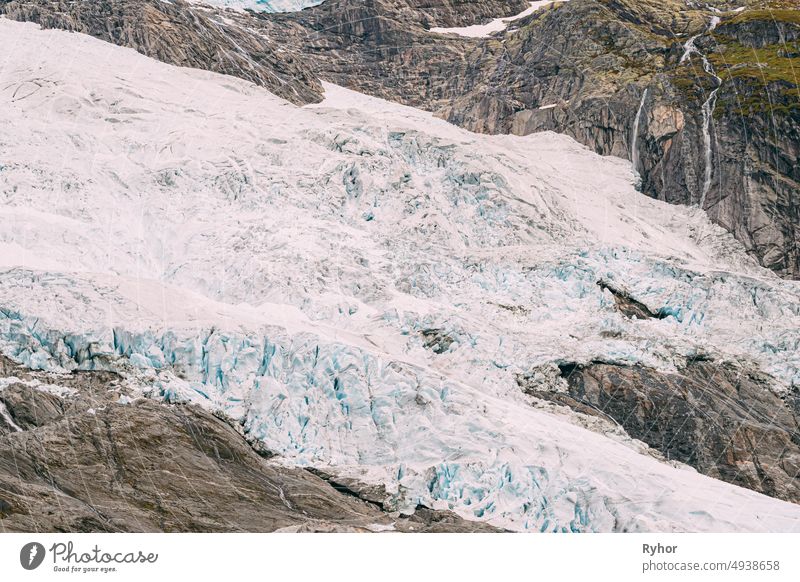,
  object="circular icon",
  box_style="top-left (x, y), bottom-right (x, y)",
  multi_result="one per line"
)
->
top-left (20, 542), bottom-right (46, 570)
